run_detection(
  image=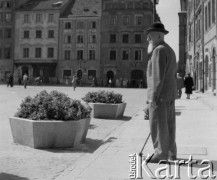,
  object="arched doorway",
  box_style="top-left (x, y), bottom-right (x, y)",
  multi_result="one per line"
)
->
top-left (22, 66), bottom-right (29, 77)
top-left (131, 69), bottom-right (144, 88)
top-left (212, 49), bottom-right (216, 91)
top-left (107, 70), bottom-right (114, 85)
top-left (204, 55), bottom-right (209, 91)
top-left (77, 69), bottom-right (82, 86)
